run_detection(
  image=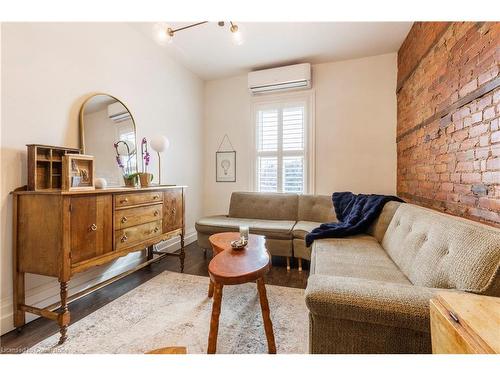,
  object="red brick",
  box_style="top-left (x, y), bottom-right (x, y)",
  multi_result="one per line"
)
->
top-left (478, 65), bottom-right (499, 86)
top-left (478, 197), bottom-right (500, 211)
top-left (486, 157), bottom-right (500, 170)
top-left (456, 161), bottom-right (474, 172)
top-left (471, 111), bottom-right (483, 124)
top-left (483, 171), bottom-right (500, 184)
top-left (461, 173), bottom-right (481, 183)
top-left (484, 106), bottom-right (496, 120)
top-left (469, 123), bottom-right (489, 137)
top-left (492, 131), bottom-right (500, 144)
top-left (456, 150), bottom-right (475, 161)
top-left (459, 79), bottom-right (477, 98)
top-left (475, 147), bottom-right (490, 159)
top-left (397, 22), bottom-right (500, 226)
